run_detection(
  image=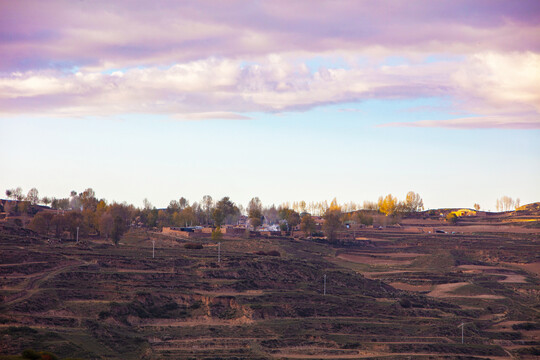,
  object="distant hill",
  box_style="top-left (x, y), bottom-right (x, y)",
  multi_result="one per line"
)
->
top-left (515, 202), bottom-right (540, 214)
